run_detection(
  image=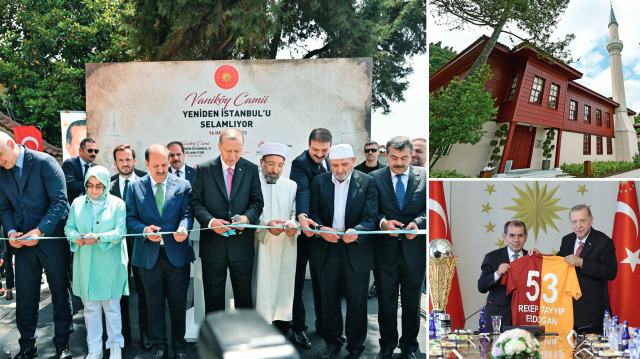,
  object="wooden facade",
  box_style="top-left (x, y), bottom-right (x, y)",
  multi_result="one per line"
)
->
top-left (430, 36), bottom-right (635, 173)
